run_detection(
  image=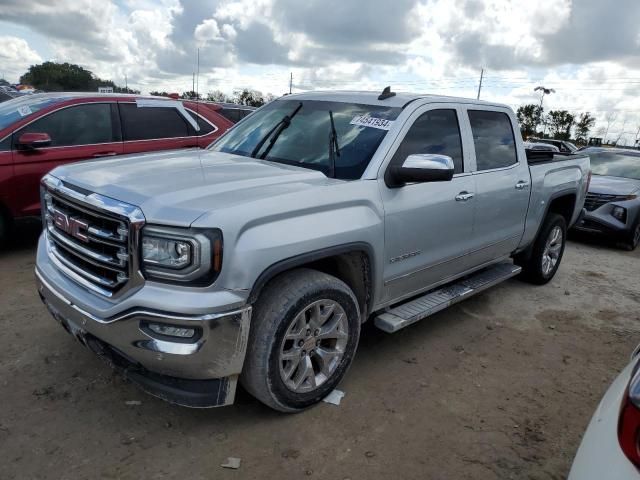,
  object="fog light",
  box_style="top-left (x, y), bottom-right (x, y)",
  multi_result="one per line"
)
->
top-left (147, 322), bottom-right (195, 338)
top-left (612, 206), bottom-right (627, 222)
